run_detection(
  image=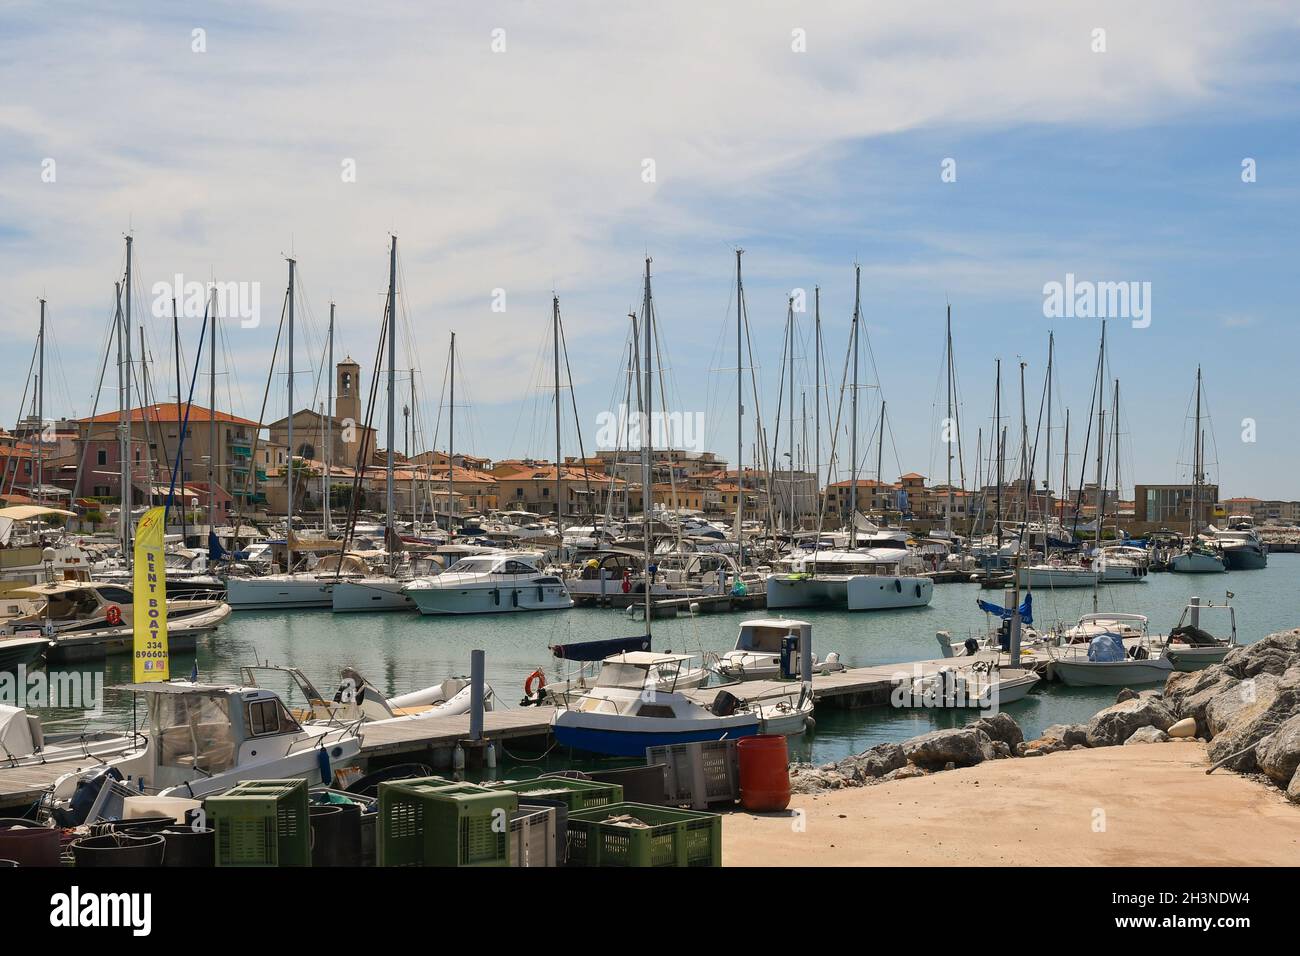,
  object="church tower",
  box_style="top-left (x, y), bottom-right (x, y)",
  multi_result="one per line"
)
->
top-left (335, 357), bottom-right (361, 426)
